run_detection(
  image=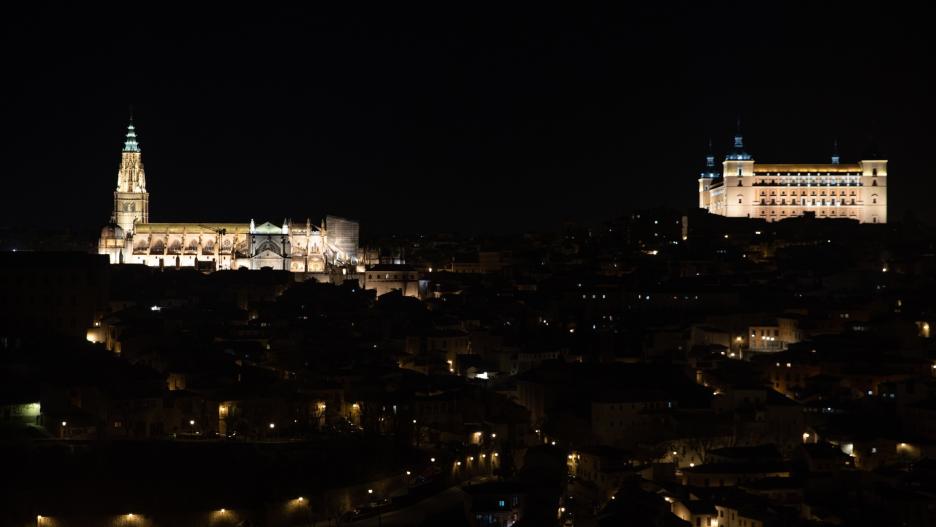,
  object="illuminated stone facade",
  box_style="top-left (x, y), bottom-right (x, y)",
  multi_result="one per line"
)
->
top-left (98, 122), bottom-right (360, 271)
top-left (698, 133), bottom-right (887, 223)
